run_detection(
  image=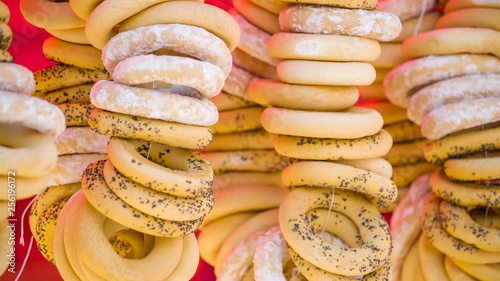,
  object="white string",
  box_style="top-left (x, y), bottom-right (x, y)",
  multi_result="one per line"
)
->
top-left (19, 194), bottom-right (40, 246)
top-left (320, 187), bottom-right (335, 237)
top-left (14, 236), bottom-right (34, 281)
top-left (413, 0), bottom-right (428, 36)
